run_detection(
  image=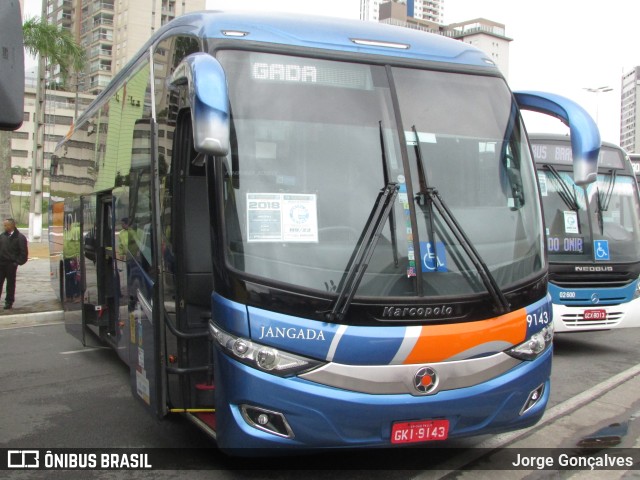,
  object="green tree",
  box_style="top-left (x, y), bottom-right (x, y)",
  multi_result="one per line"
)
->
top-left (22, 17), bottom-right (86, 86)
top-left (0, 16), bottom-right (85, 235)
